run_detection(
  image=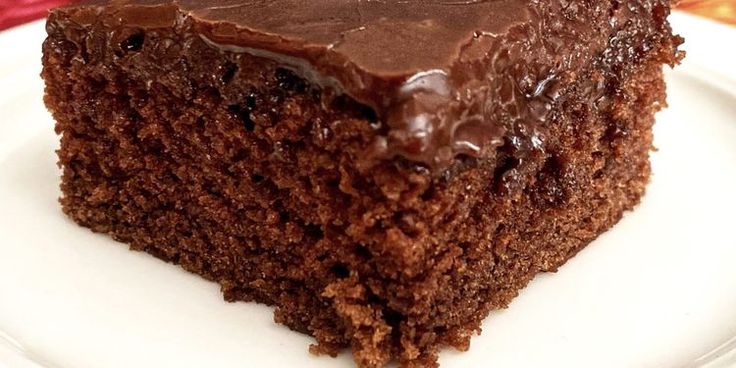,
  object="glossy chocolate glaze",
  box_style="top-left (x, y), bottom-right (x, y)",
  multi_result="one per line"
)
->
top-left (51, 0), bottom-right (676, 170)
